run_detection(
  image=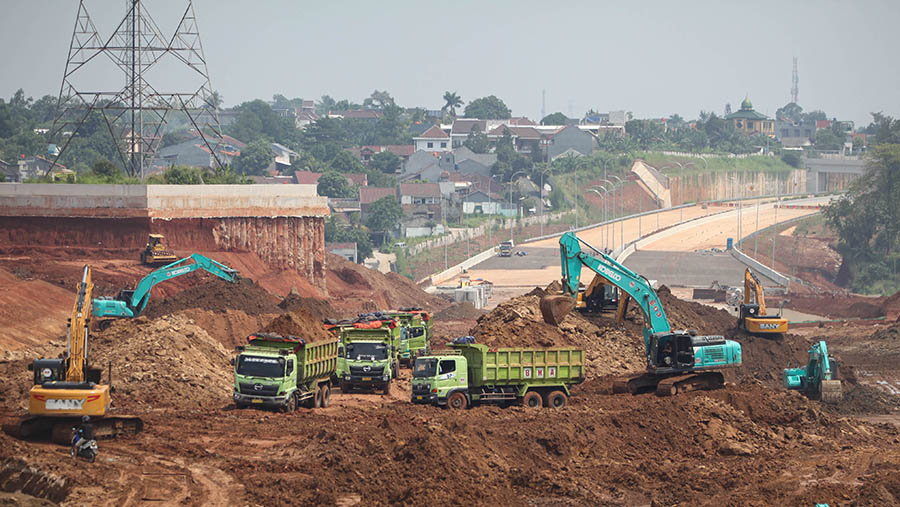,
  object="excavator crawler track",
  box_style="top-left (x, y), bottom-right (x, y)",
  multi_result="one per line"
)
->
top-left (9, 415), bottom-right (143, 445)
top-left (655, 372), bottom-right (725, 397)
